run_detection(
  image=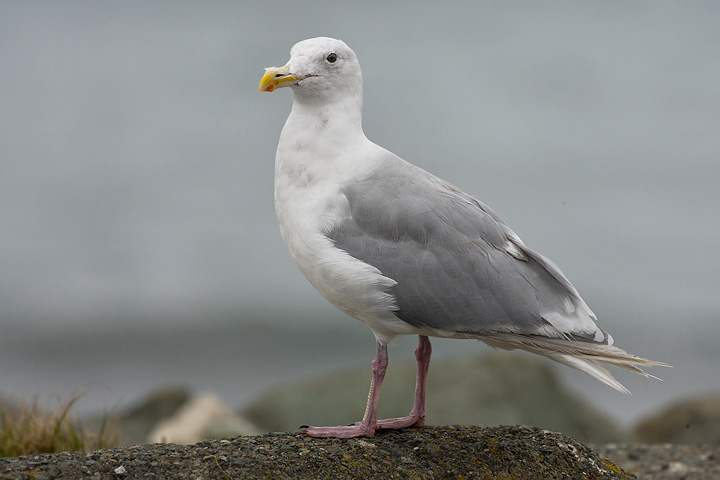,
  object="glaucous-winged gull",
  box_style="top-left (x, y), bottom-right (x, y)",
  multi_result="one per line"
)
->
top-left (259, 37), bottom-right (666, 438)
